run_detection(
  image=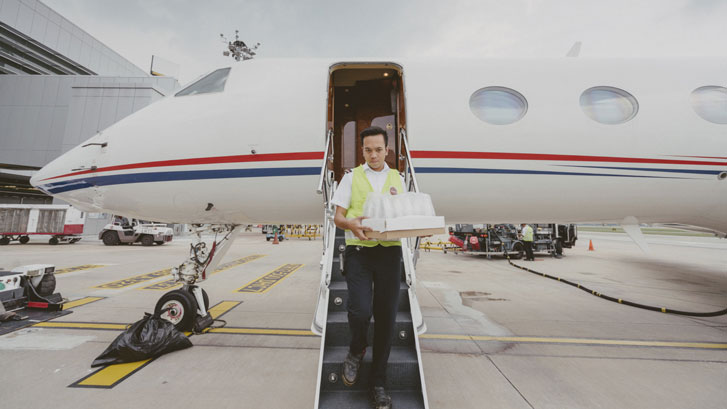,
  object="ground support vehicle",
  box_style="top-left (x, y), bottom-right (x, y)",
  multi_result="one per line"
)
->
top-left (262, 224), bottom-right (287, 241)
top-left (531, 224), bottom-right (558, 256)
top-left (557, 224), bottom-right (578, 250)
top-left (287, 224), bottom-right (322, 240)
top-left (0, 205), bottom-right (84, 245)
top-left (531, 224), bottom-right (578, 256)
top-left (1, 264), bottom-right (63, 314)
top-left (448, 224), bottom-right (525, 259)
top-left (530, 223), bottom-right (578, 256)
top-left (99, 217), bottom-right (173, 246)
